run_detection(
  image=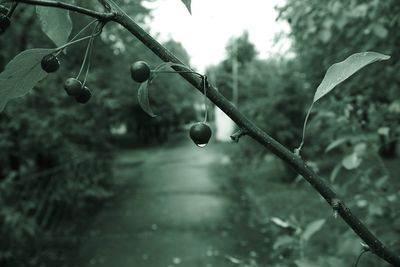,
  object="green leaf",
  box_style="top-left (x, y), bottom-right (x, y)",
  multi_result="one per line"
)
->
top-left (324, 137), bottom-right (349, 153)
top-left (273, 235), bottom-right (296, 250)
top-left (342, 153), bottom-right (362, 170)
top-left (180, 0), bottom-right (192, 14)
top-left (0, 48), bottom-right (54, 112)
top-left (36, 6), bottom-right (72, 48)
top-left (330, 162), bottom-right (342, 182)
top-left (136, 62), bottom-right (192, 117)
top-left (301, 219), bottom-right (326, 241)
top-left (137, 80), bottom-right (157, 117)
top-left (313, 52), bottom-right (390, 102)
